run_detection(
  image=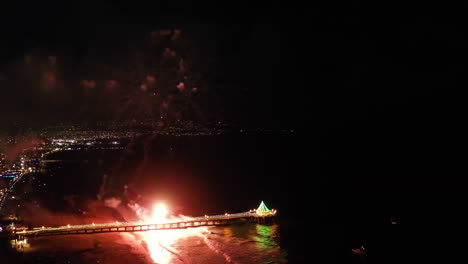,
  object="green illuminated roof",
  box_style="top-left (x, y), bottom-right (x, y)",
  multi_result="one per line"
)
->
top-left (256, 201), bottom-right (270, 213)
